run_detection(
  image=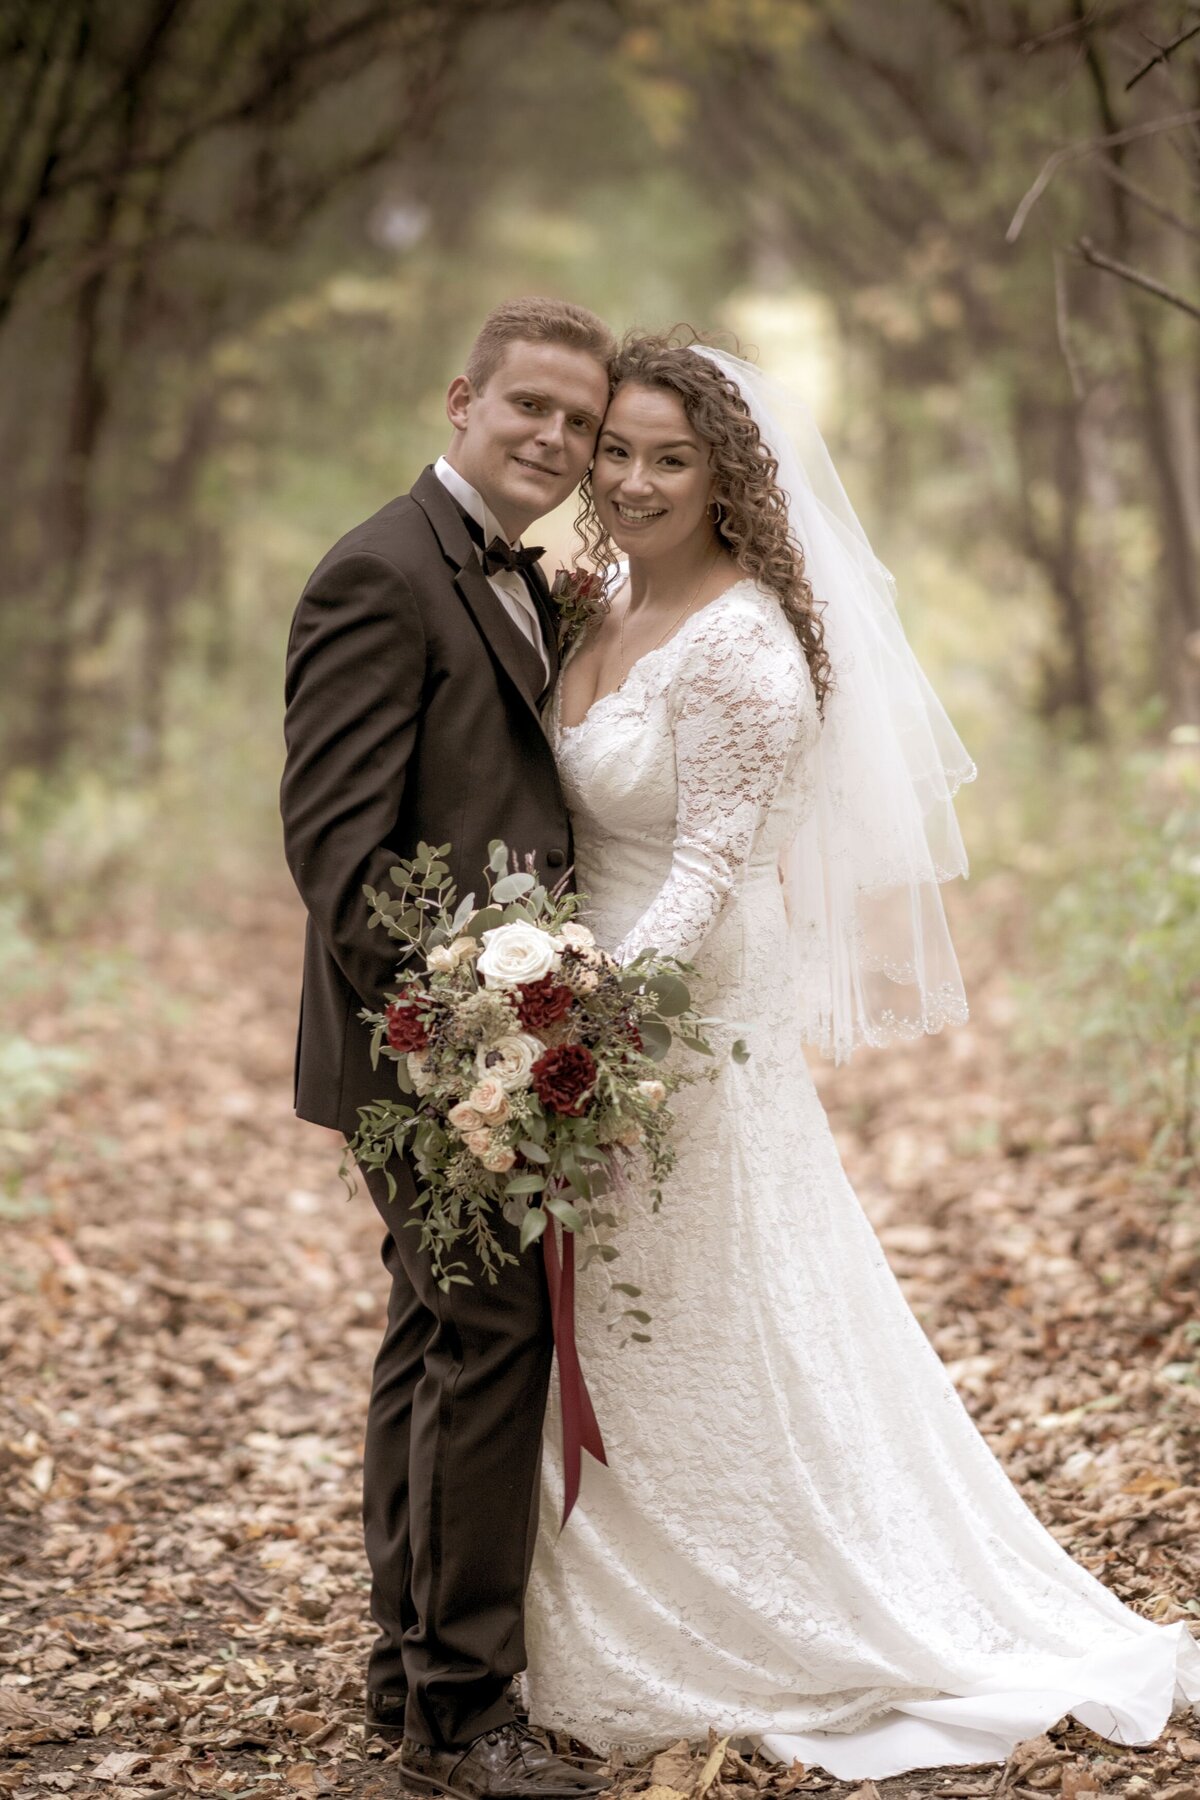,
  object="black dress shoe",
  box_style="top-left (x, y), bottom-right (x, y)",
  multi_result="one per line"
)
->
top-left (400, 1722), bottom-right (609, 1799)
